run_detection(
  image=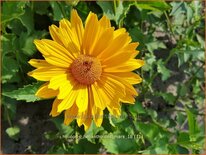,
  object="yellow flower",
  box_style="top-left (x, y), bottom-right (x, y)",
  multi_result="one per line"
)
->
top-left (28, 10), bottom-right (144, 130)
